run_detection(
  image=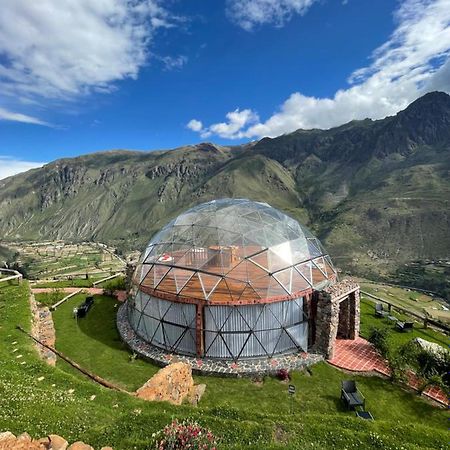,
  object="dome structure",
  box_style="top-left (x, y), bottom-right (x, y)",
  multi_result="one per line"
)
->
top-left (127, 199), bottom-right (337, 360)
